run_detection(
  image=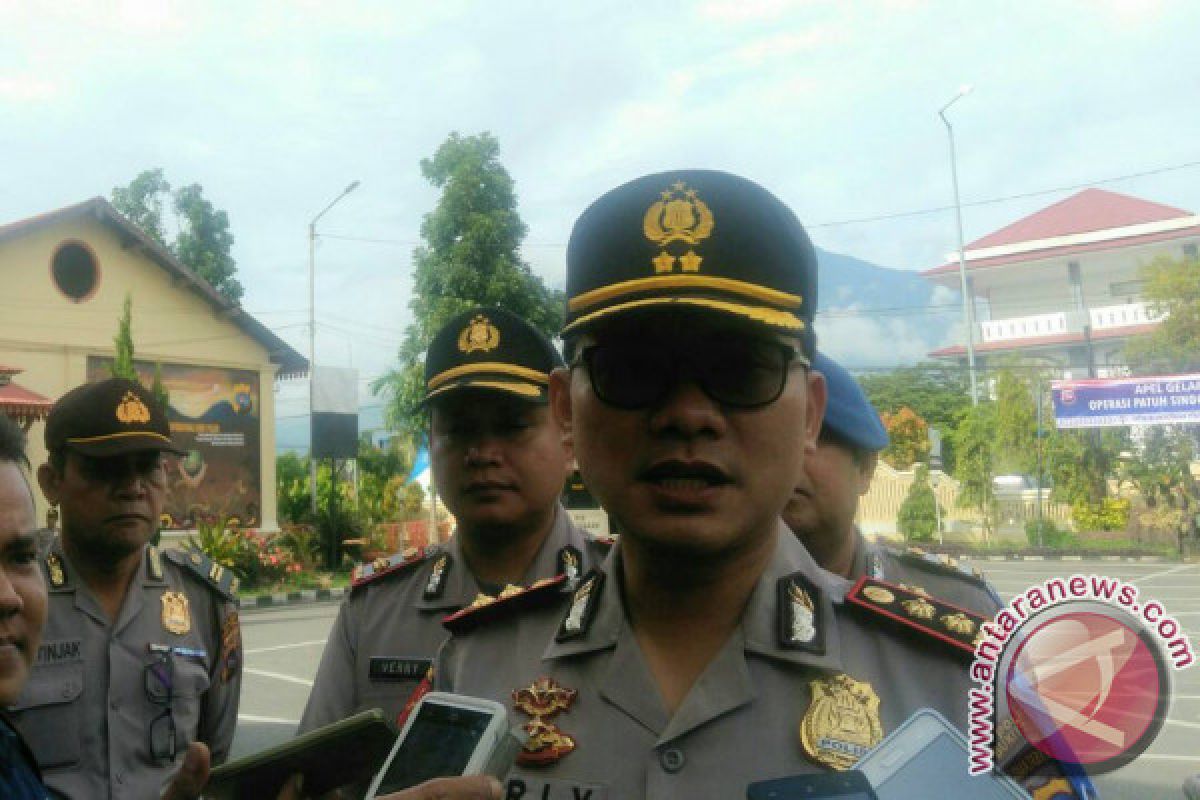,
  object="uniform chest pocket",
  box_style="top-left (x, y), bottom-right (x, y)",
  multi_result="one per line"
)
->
top-left (151, 655), bottom-right (212, 747)
top-left (8, 663), bottom-right (84, 769)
